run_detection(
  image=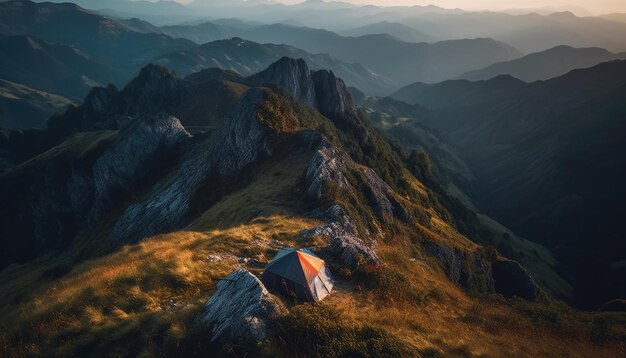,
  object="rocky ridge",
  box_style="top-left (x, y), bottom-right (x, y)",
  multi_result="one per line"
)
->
top-left (1, 57), bottom-right (542, 302)
top-left (111, 88), bottom-right (273, 242)
top-left (0, 113), bottom-right (190, 266)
